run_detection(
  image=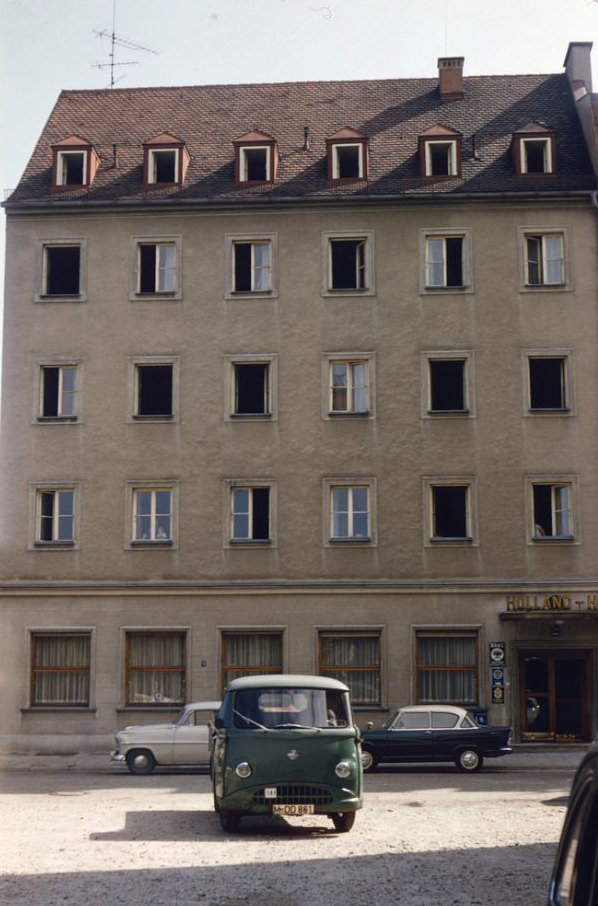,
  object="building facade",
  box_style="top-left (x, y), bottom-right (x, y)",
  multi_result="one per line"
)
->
top-left (1, 44), bottom-right (597, 753)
